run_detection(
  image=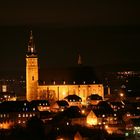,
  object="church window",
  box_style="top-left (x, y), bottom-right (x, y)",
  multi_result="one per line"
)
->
top-left (83, 89), bottom-right (86, 97)
top-left (31, 47), bottom-right (34, 53)
top-left (32, 76), bottom-right (34, 81)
